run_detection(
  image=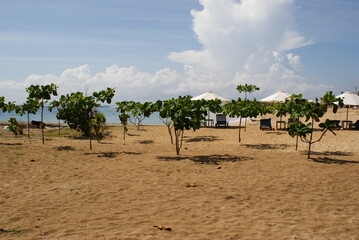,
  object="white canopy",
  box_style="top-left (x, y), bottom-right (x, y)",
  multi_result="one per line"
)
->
top-left (191, 91), bottom-right (229, 103)
top-left (259, 90), bottom-right (291, 103)
top-left (336, 92), bottom-right (359, 106)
